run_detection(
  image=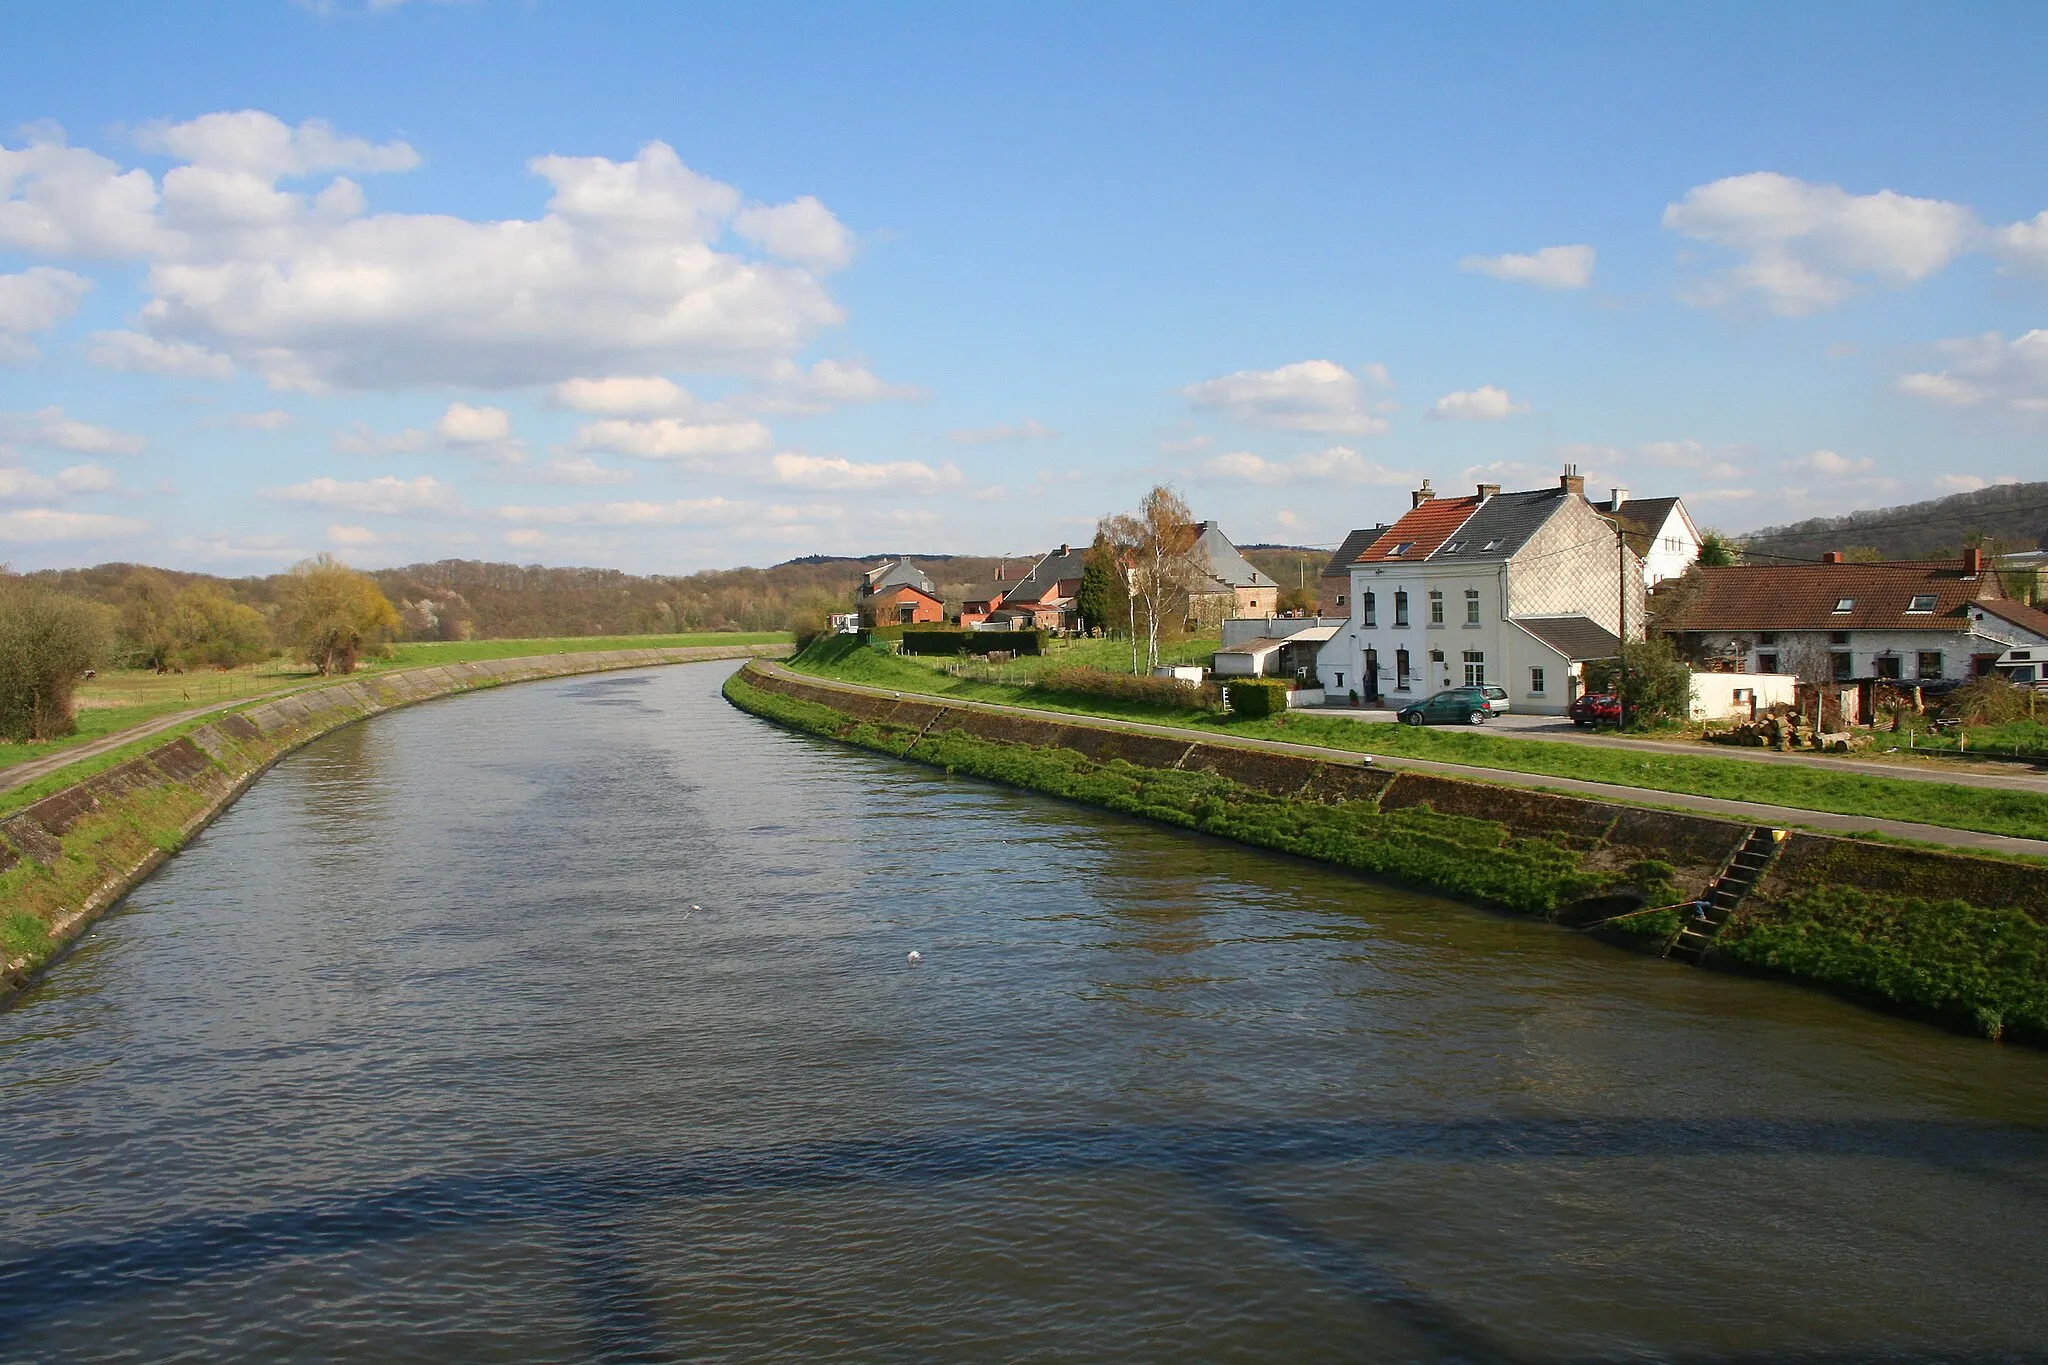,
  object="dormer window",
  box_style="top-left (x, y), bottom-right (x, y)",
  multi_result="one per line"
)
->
top-left (1906, 594), bottom-right (1936, 613)
top-left (1387, 541), bottom-right (1415, 557)
top-left (1832, 598), bottom-right (1855, 613)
